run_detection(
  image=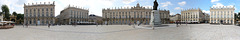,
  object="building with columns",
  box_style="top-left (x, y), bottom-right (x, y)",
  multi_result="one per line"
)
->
top-left (102, 3), bottom-right (170, 25)
top-left (58, 5), bottom-right (89, 25)
top-left (24, 1), bottom-right (55, 25)
top-left (181, 8), bottom-right (205, 23)
top-left (210, 6), bottom-right (235, 24)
